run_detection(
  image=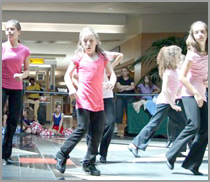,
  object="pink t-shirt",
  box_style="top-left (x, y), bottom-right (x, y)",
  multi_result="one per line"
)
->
top-left (2, 42), bottom-right (30, 90)
top-left (156, 69), bottom-right (179, 105)
top-left (181, 50), bottom-right (208, 101)
top-left (72, 53), bottom-right (108, 112)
